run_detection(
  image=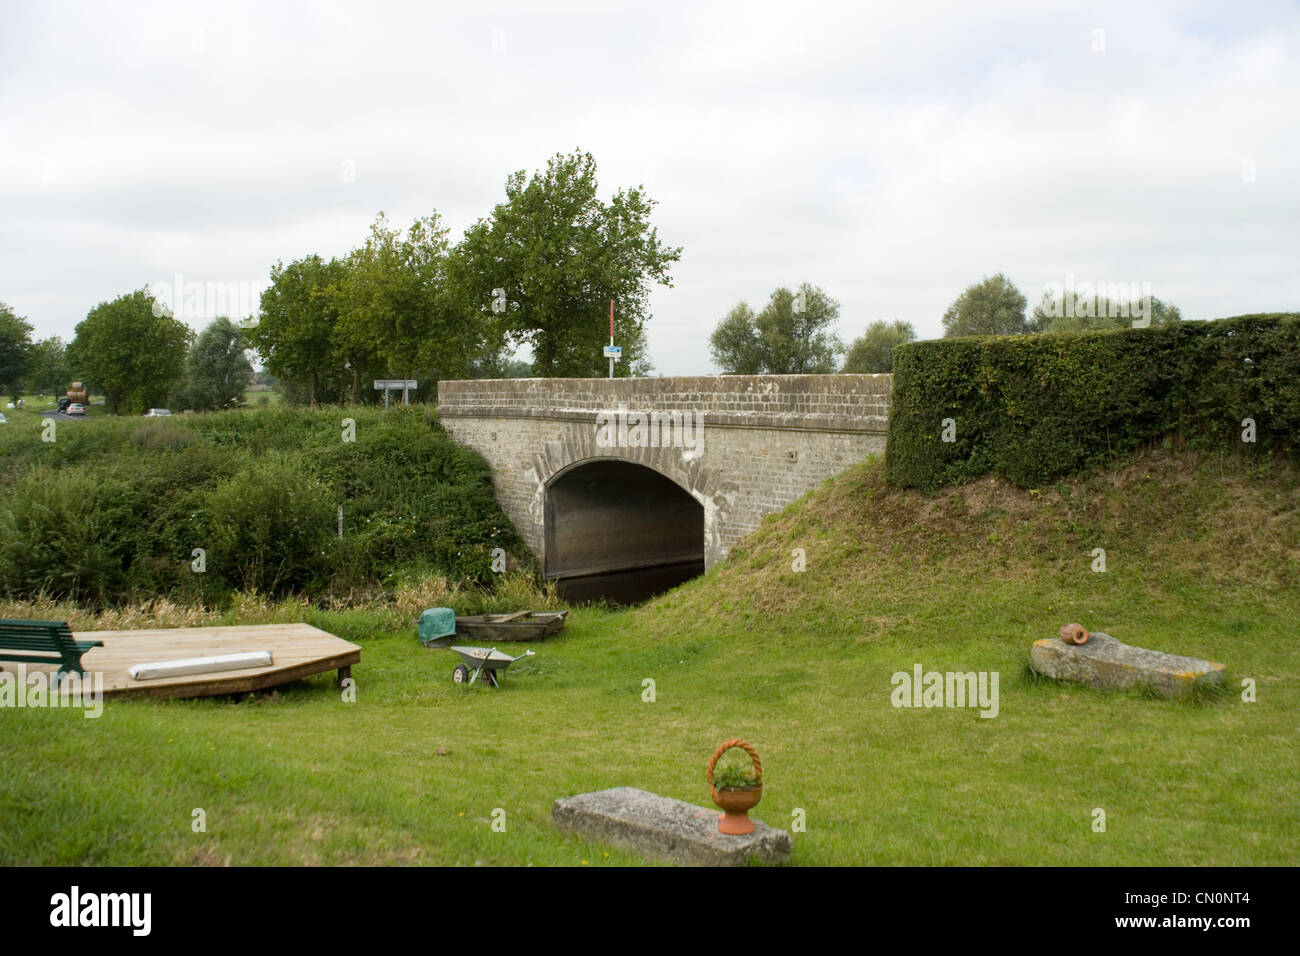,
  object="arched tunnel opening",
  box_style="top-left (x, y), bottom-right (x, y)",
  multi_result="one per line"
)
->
top-left (544, 459), bottom-right (706, 605)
